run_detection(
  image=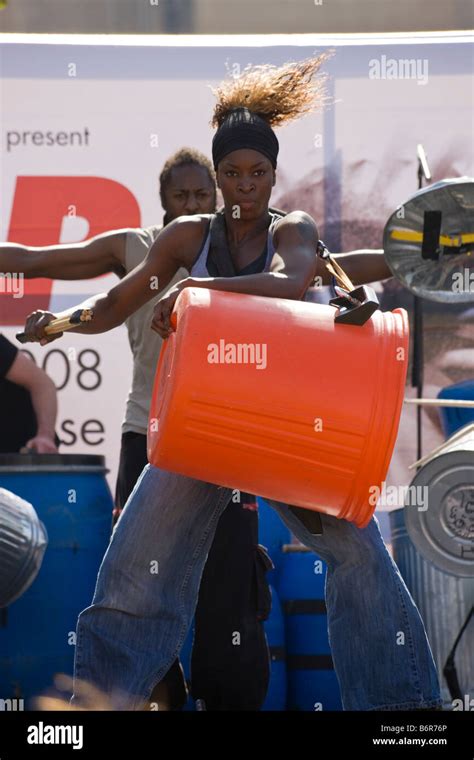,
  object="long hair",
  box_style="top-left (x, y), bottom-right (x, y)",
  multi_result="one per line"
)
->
top-left (210, 53), bottom-right (333, 129)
